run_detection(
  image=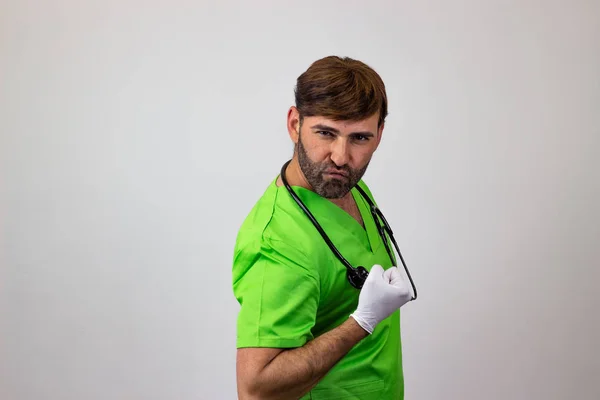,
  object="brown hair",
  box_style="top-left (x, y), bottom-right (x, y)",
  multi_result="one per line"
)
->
top-left (294, 56), bottom-right (388, 128)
